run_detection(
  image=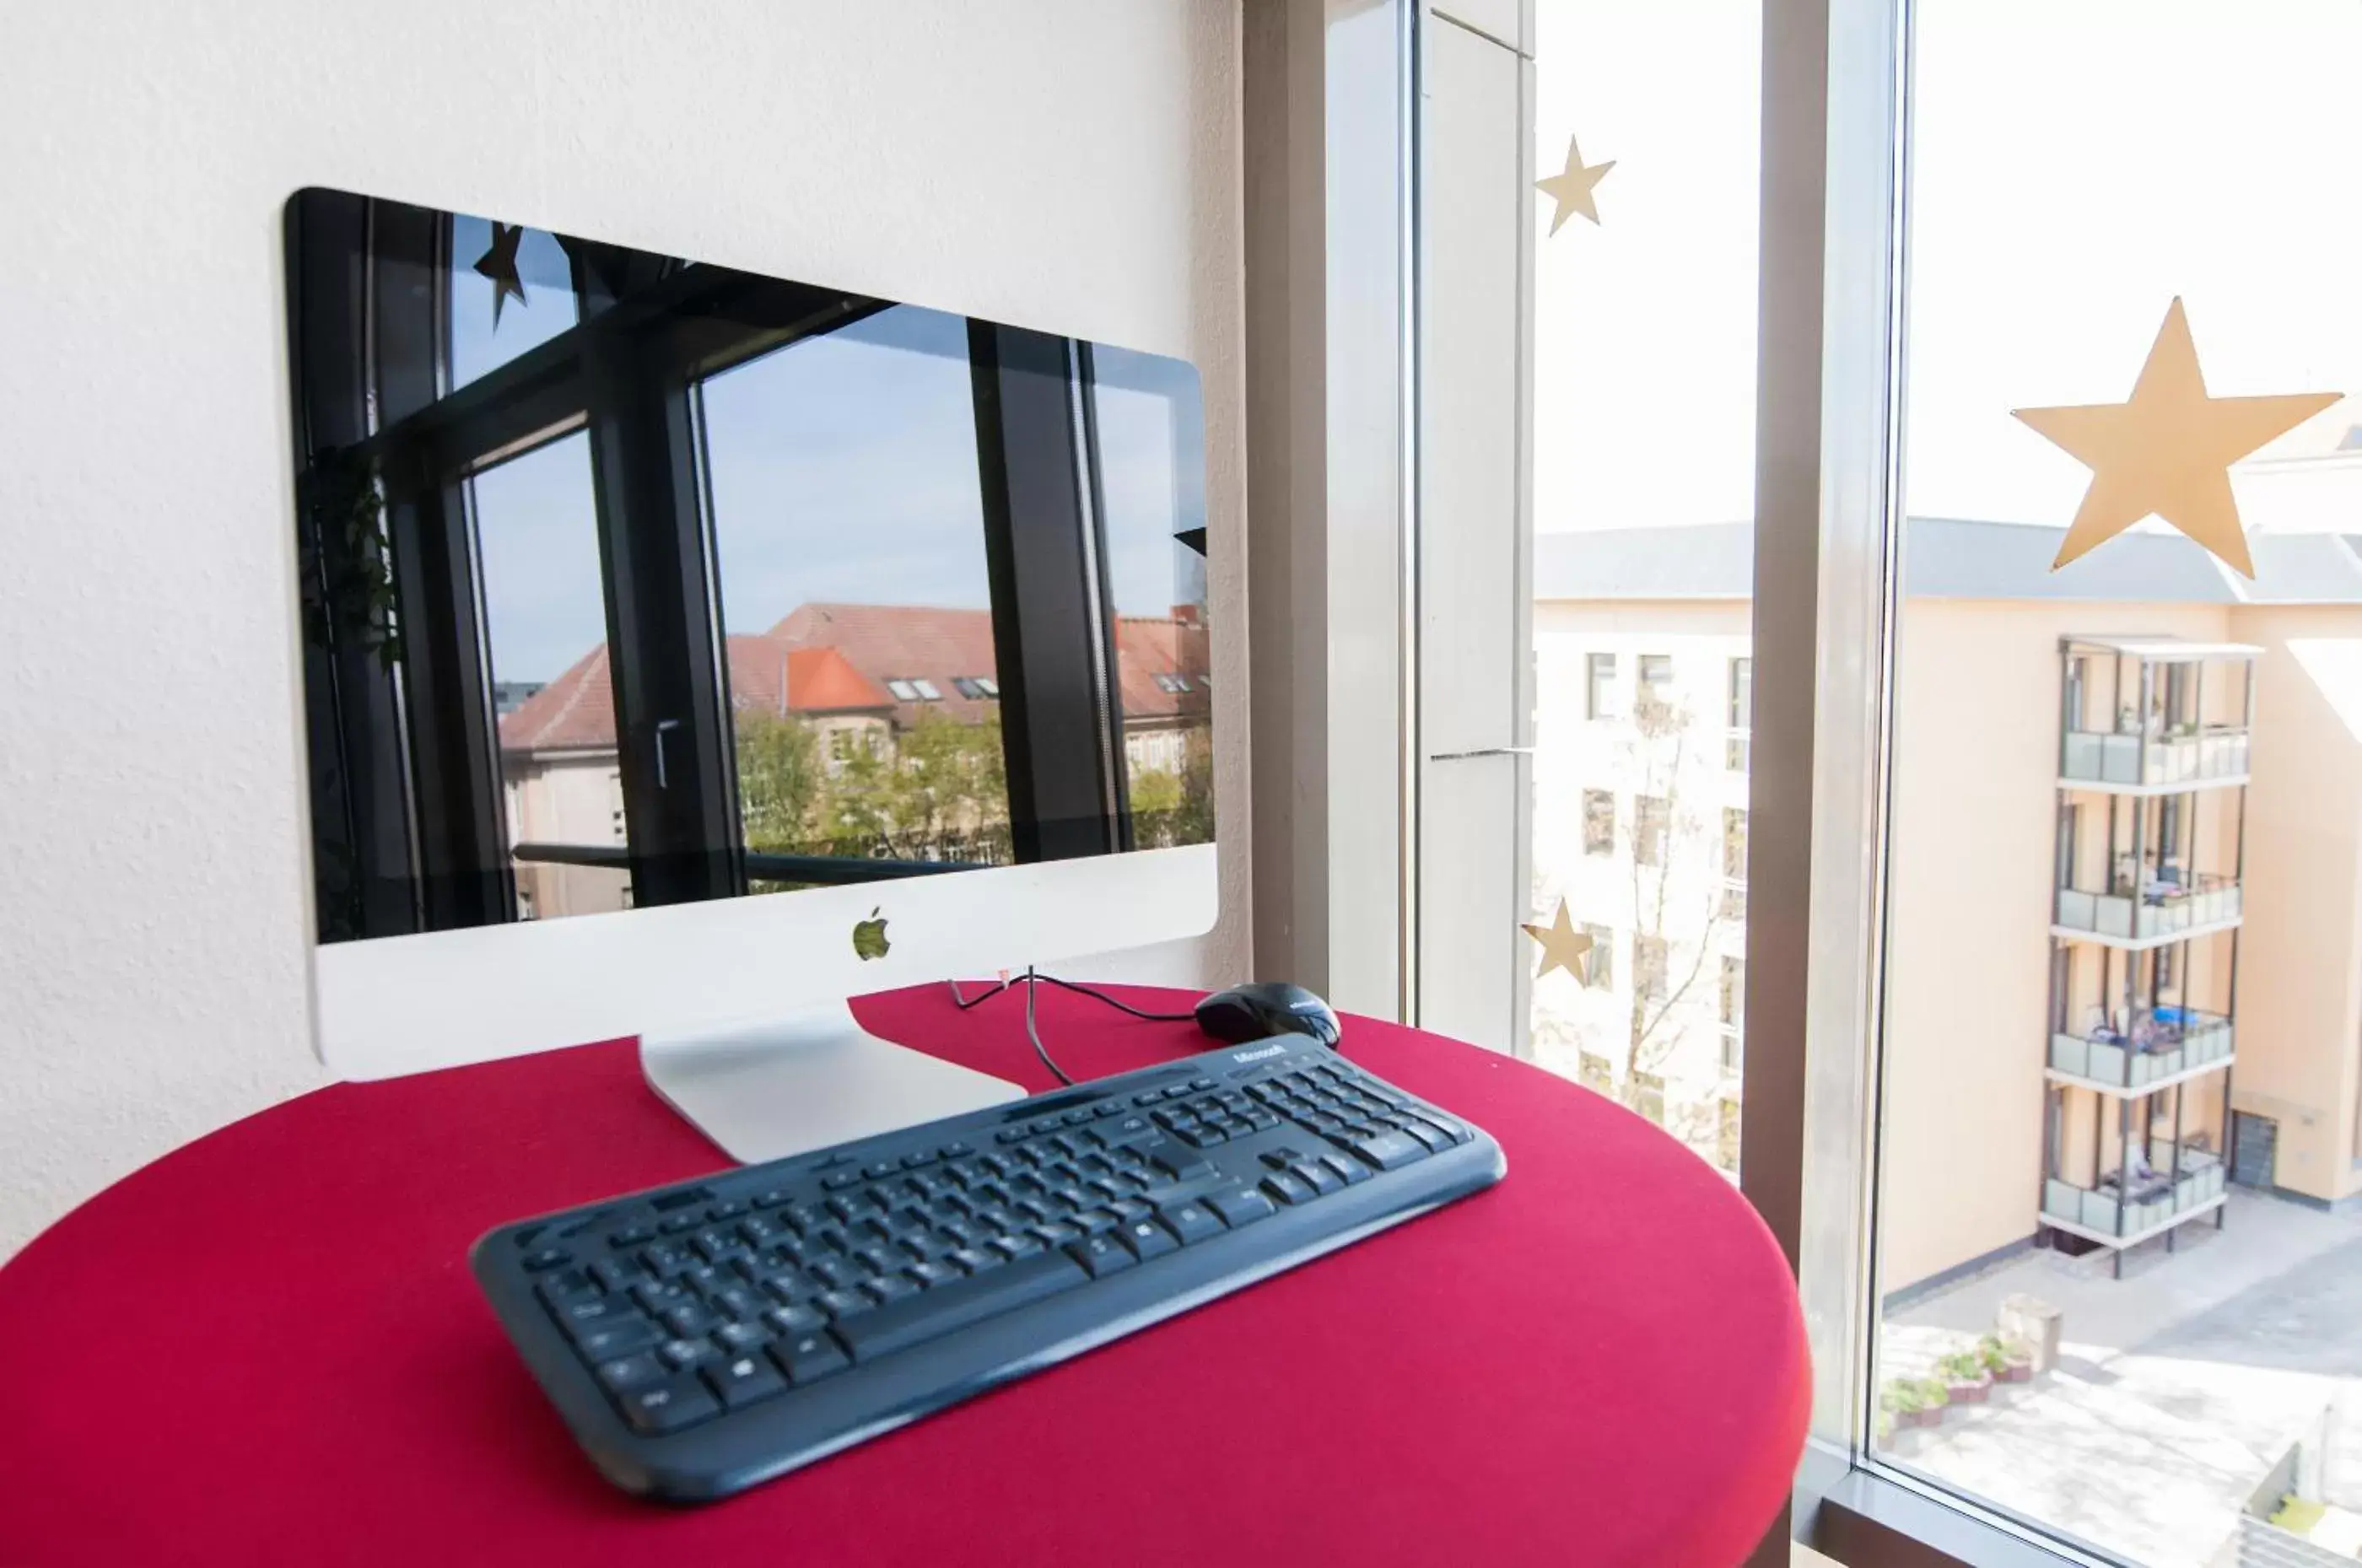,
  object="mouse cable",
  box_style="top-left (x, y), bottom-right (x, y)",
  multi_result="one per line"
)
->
top-left (943, 968), bottom-right (1201, 1087)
